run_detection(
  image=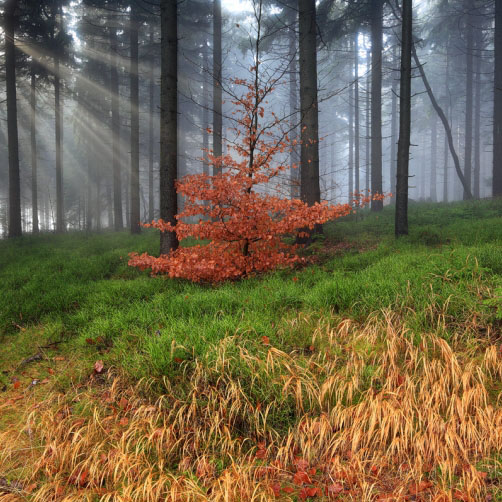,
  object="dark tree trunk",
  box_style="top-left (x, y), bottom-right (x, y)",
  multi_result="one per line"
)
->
top-left (474, 31), bottom-right (481, 199)
top-left (54, 4), bottom-right (64, 234)
top-left (371, 0), bottom-right (384, 211)
top-left (348, 49), bottom-right (354, 201)
top-left (494, 0), bottom-right (502, 196)
top-left (430, 114), bottom-right (437, 202)
top-left (412, 46), bottom-right (473, 198)
top-left (395, 0), bottom-right (412, 237)
top-left (298, 0), bottom-right (321, 238)
top-left (443, 51), bottom-right (450, 202)
top-left (464, 1), bottom-right (474, 200)
top-left (366, 65), bottom-right (370, 193)
top-left (110, 28), bottom-right (123, 230)
top-left (202, 43), bottom-right (210, 178)
top-left (159, 0), bottom-right (179, 254)
top-left (5, 0), bottom-right (21, 238)
top-left (30, 67), bottom-right (39, 233)
top-left (86, 154), bottom-right (92, 231)
top-left (130, 3), bottom-right (141, 234)
top-left (148, 28), bottom-right (155, 222)
top-left (212, 0), bottom-right (223, 175)
top-left (390, 44), bottom-right (398, 201)
top-left (354, 32), bottom-right (360, 195)
top-left (289, 10), bottom-right (300, 199)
